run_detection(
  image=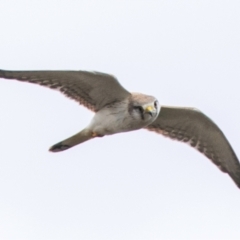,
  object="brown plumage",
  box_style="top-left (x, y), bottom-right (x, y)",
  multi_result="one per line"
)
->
top-left (0, 70), bottom-right (130, 112)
